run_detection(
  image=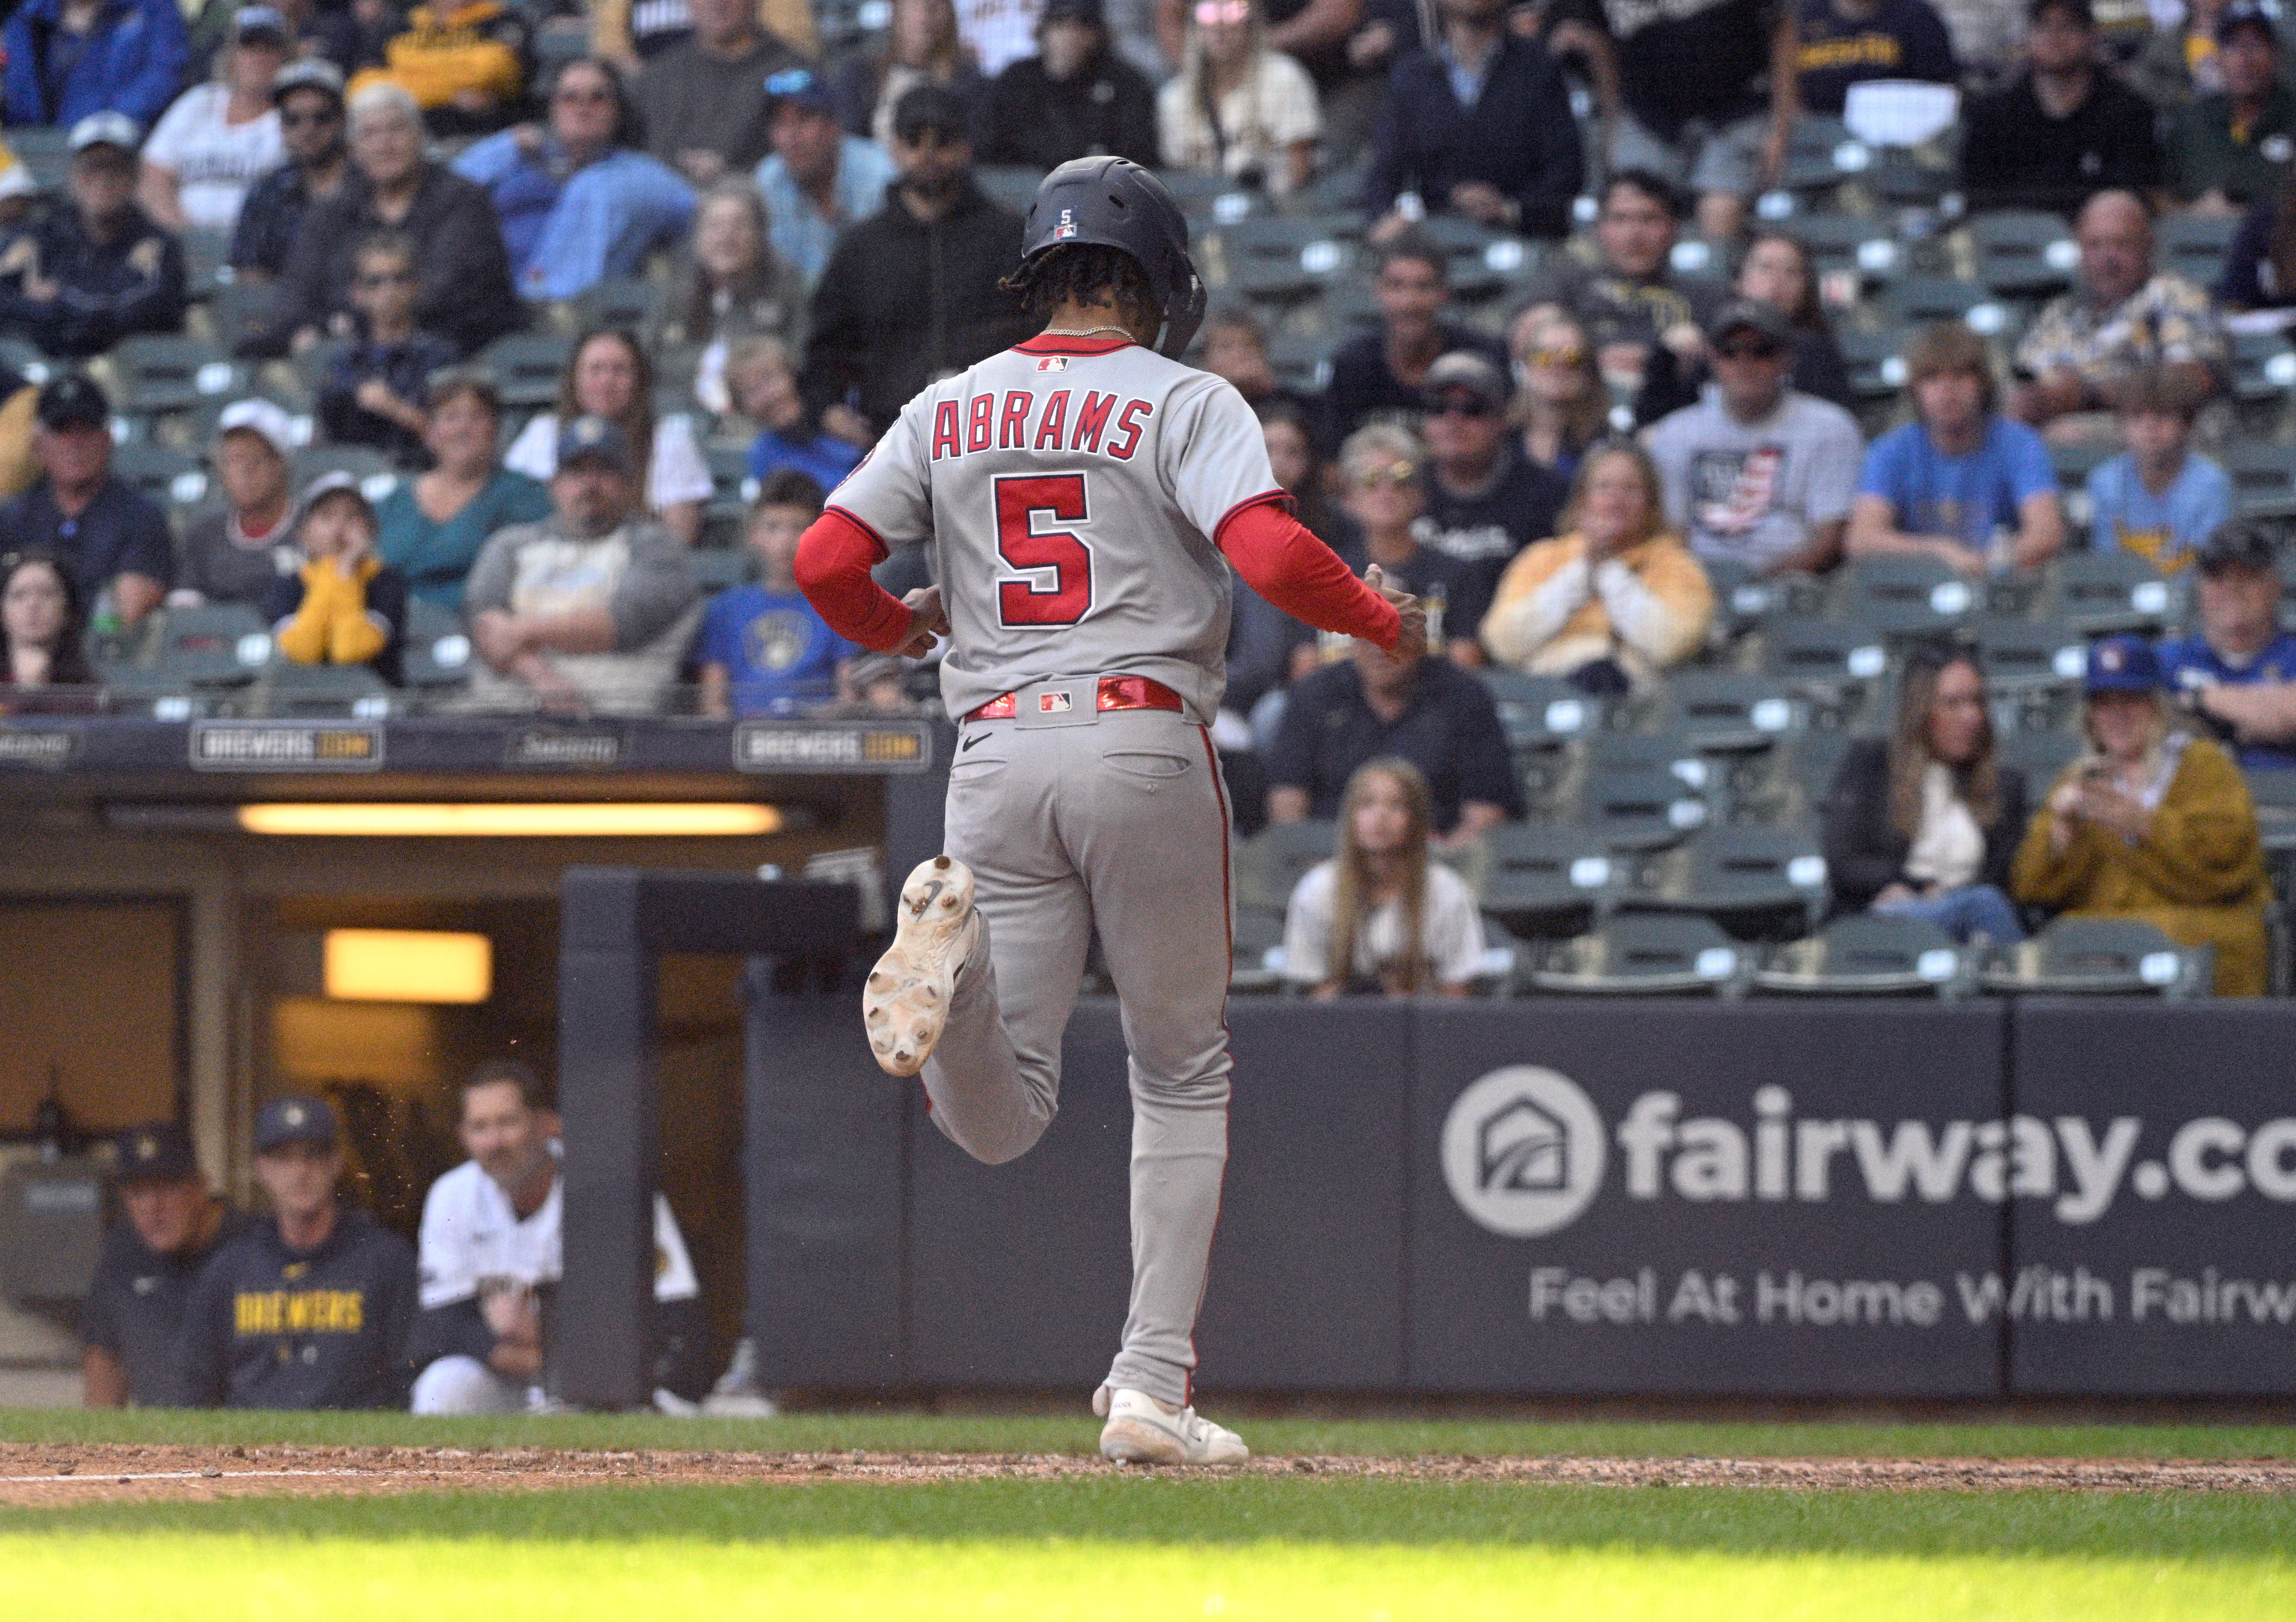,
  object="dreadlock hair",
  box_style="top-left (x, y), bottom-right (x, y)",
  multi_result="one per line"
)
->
top-left (1001, 243), bottom-right (1156, 328)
